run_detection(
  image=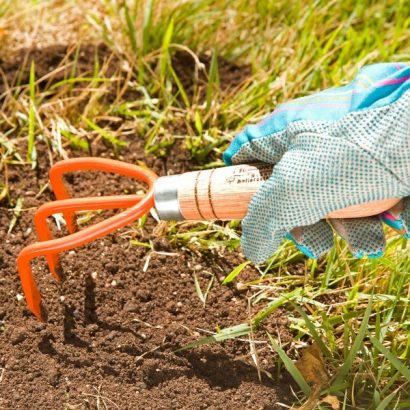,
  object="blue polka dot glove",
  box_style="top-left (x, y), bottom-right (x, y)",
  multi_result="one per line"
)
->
top-left (223, 63), bottom-right (410, 264)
